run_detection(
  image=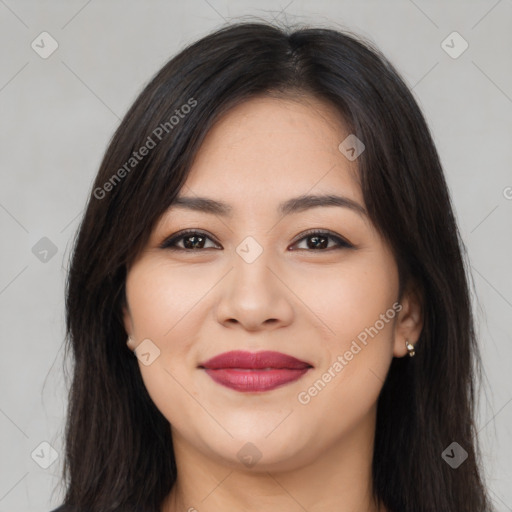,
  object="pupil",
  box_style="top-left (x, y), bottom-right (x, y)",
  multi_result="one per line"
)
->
top-left (184, 235), bottom-right (204, 249)
top-left (309, 235), bottom-right (327, 249)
